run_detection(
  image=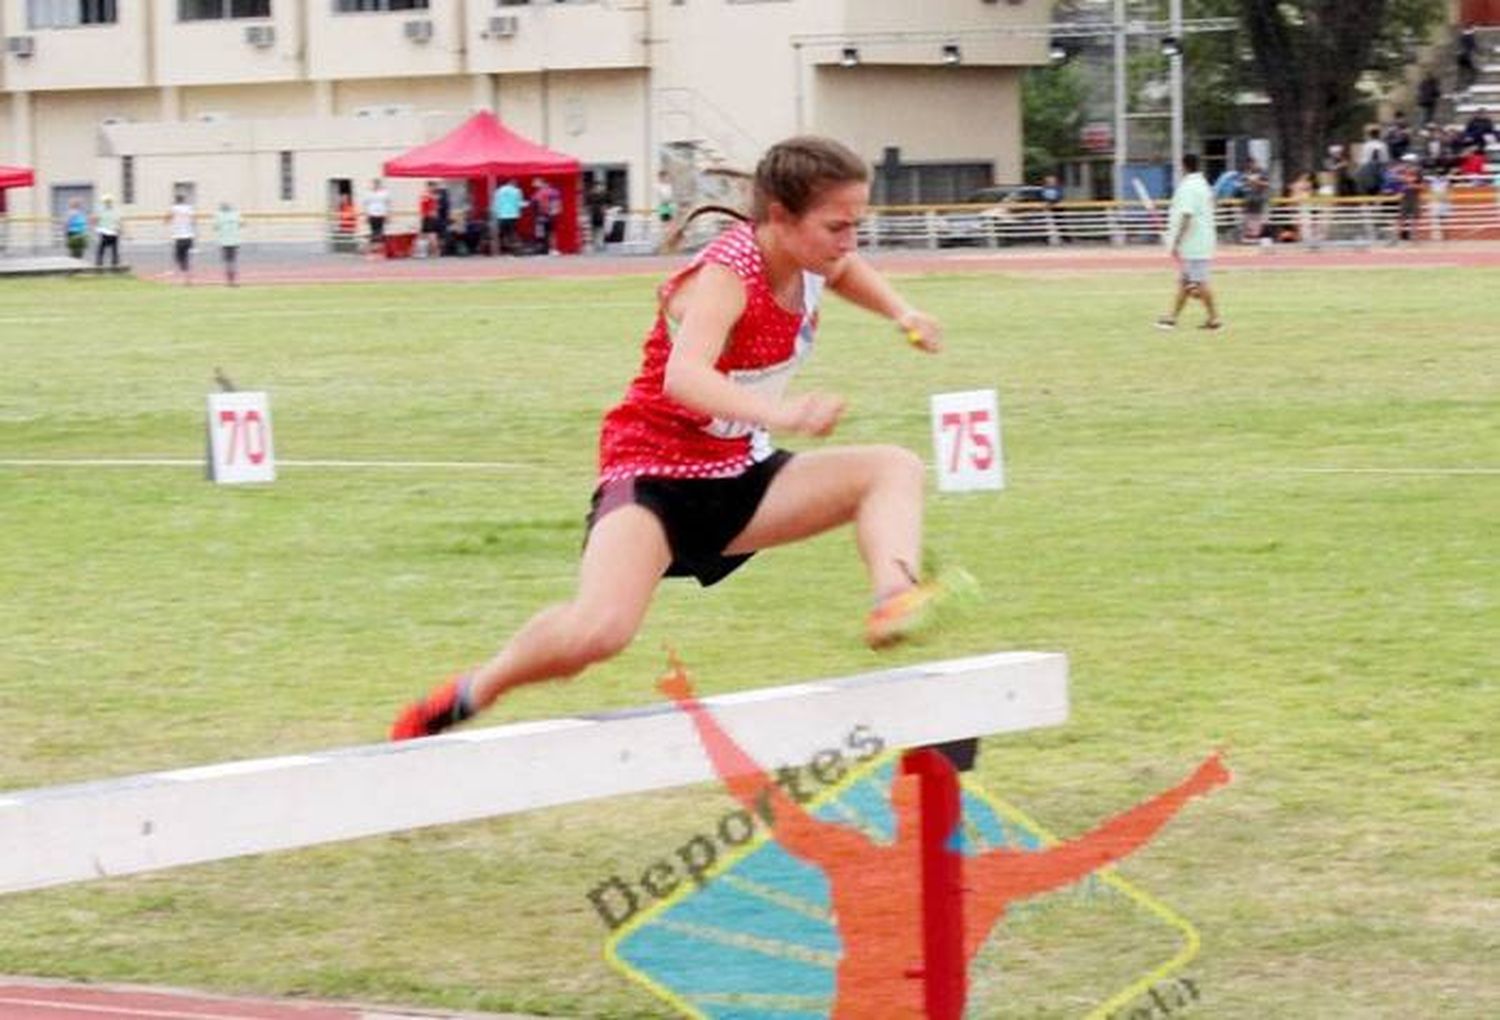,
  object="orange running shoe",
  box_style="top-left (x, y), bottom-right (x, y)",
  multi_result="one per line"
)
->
top-left (389, 674), bottom-right (473, 741)
top-left (864, 567), bottom-right (978, 649)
